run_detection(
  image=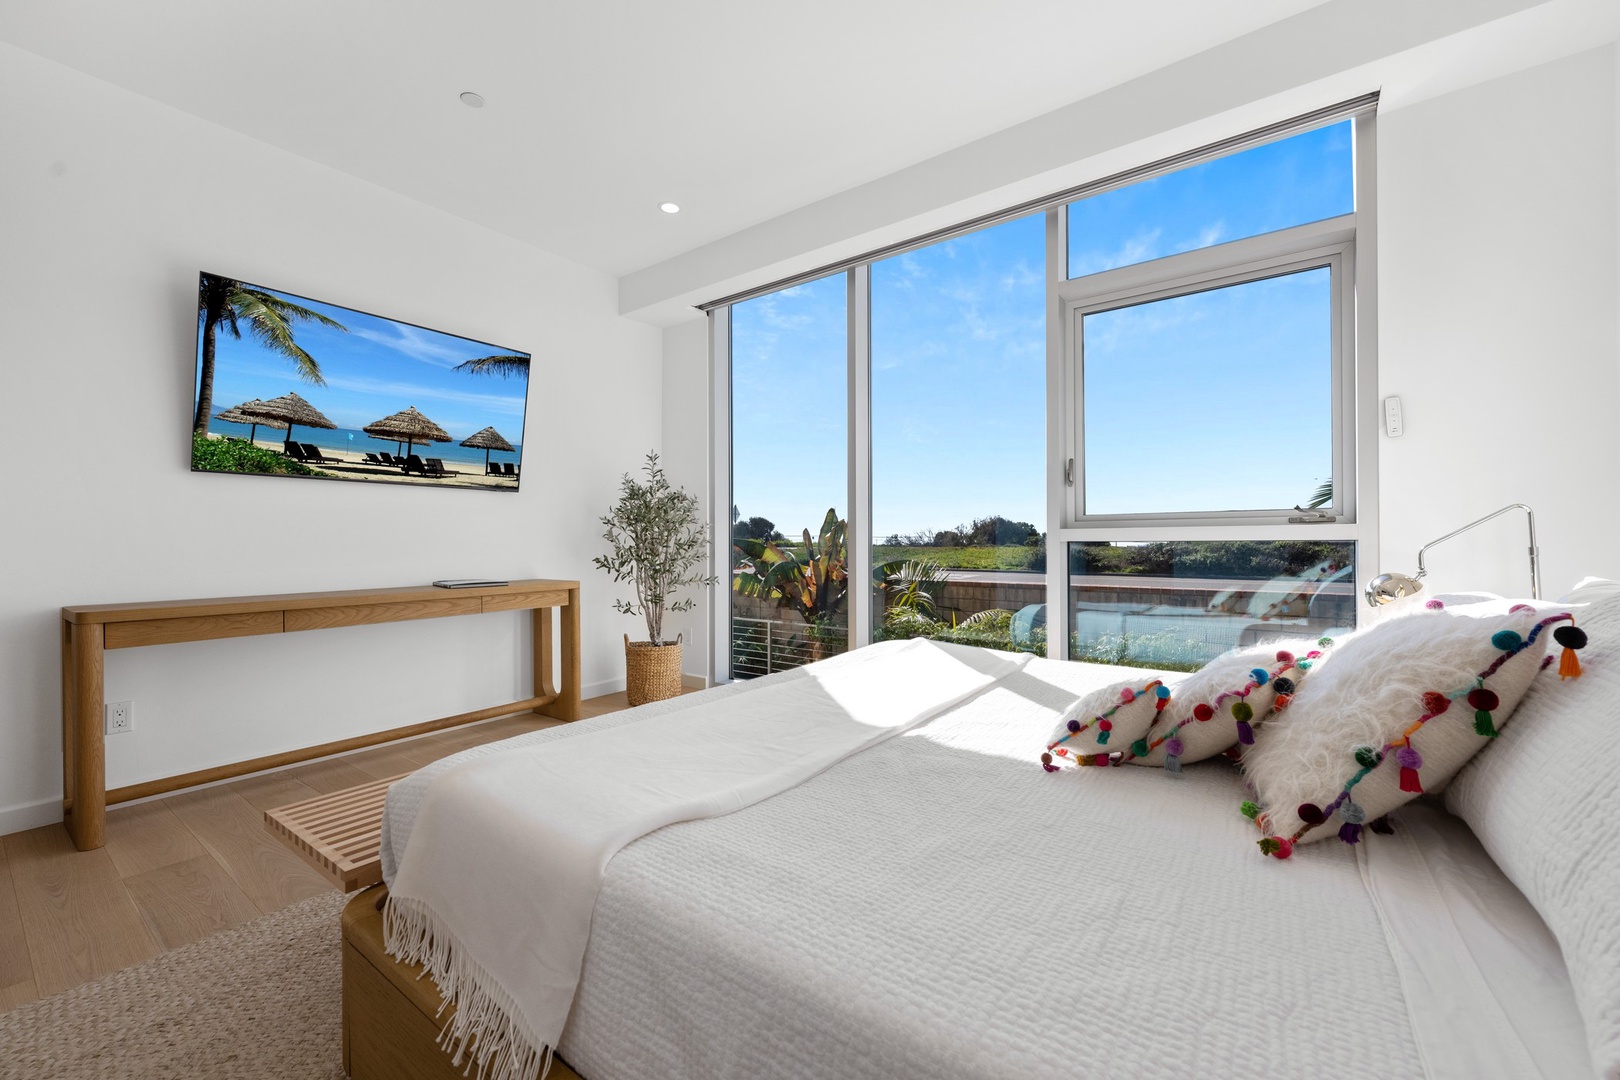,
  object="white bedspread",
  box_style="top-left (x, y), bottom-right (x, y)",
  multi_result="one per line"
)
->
top-left (382, 649), bottom-right (1581, 1080)
top-left (385, 639), bottom-right (1030, 1080)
